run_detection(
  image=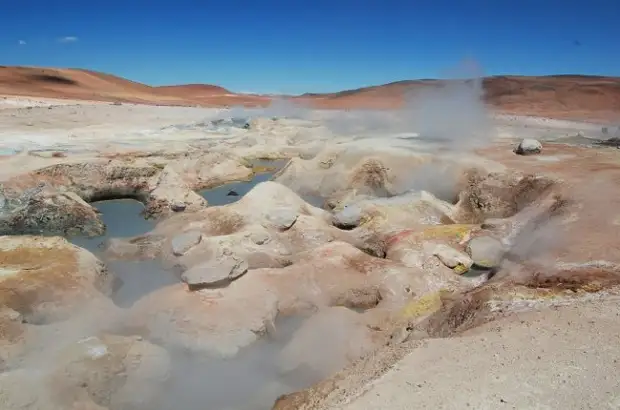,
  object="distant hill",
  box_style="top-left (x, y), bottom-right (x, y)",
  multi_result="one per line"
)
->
top-left (0, 66), bottom-right (269, 107)
top-left (295, 75), bottom-right (620, 120)
top-left (156, 83), bottom-right (231, 95)
top-left (1, 65), bottom-right (619, 120)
